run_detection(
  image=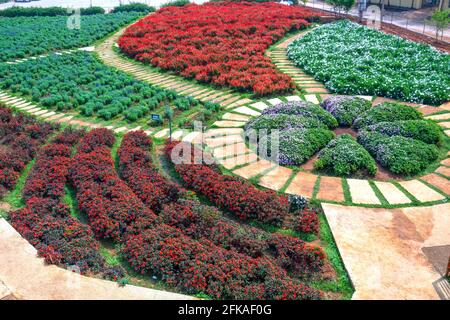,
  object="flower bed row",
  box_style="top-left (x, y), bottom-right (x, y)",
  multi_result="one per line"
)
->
top-left (287, 20), bottom-right (450, 105)
top-left (0, 12), bottom-right (145, 62)
top-left (71, 129), bottom-right (321, 299)
top-left (0, 106), bottom-right (55, 196)
top-left (118, 131), bottom-right (325, 278)
top-left (119, 2), bottom-right (320, 95)
top-left (9, 128), bottom-right (109, 275)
